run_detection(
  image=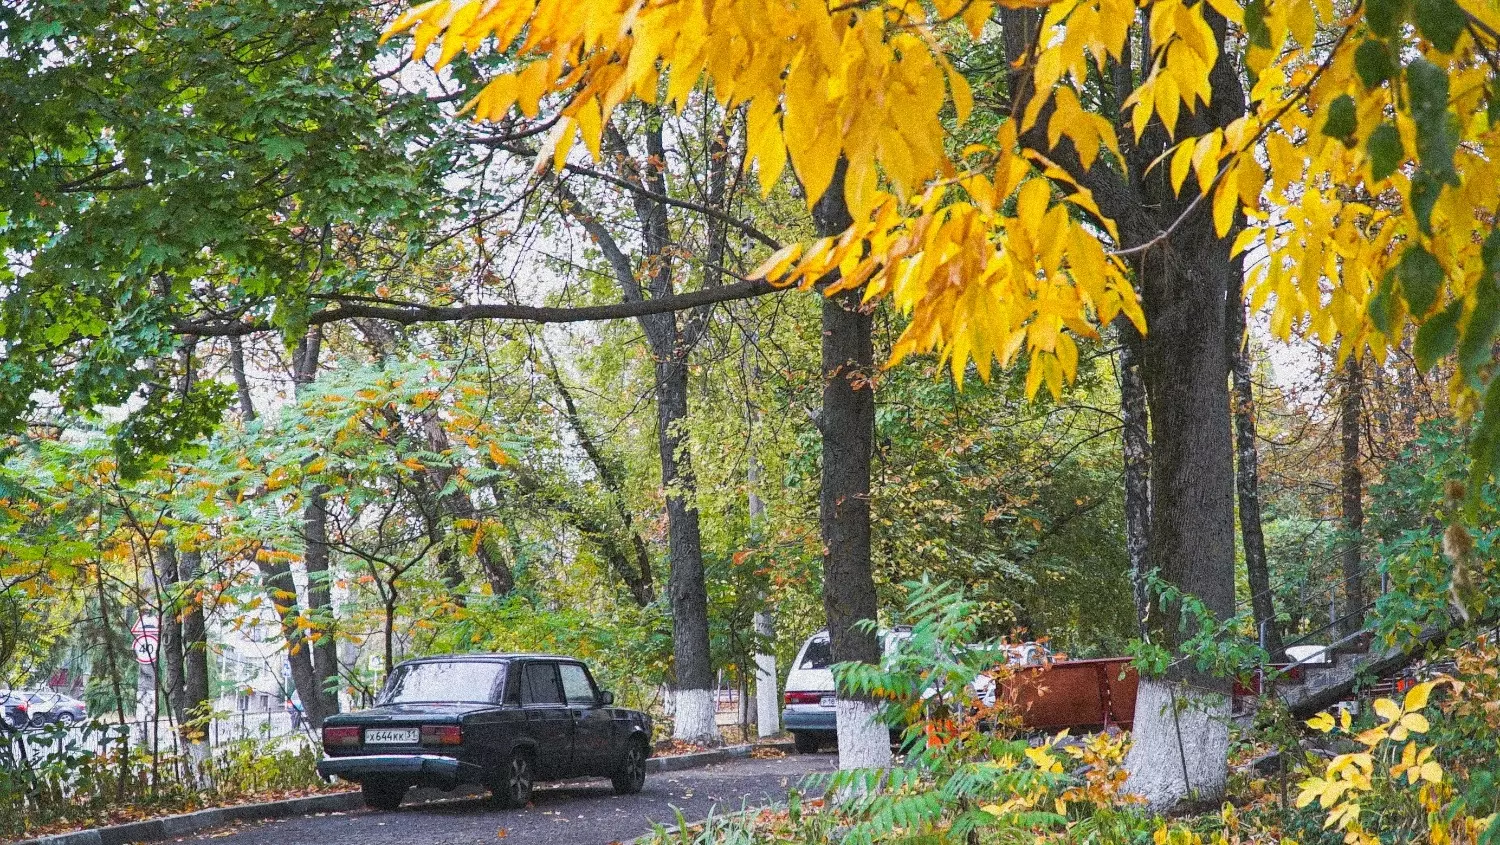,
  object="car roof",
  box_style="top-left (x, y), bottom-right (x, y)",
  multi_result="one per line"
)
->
top-left (394, 653), bottom-right (582, 666)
